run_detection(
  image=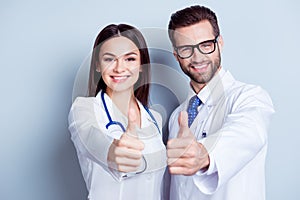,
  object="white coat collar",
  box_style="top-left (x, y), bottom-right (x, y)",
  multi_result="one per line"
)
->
top-left (188, 68), bottom-right (235, 106)
top-left (95, 90), bottom-right (153, 129)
